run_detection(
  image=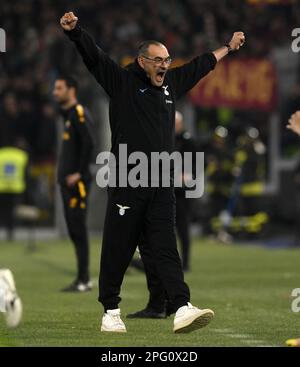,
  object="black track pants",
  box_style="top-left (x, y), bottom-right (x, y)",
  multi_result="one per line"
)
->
top-left (98, 187), bottom-right (190, 313)
top-left (61, 181), bottom-right (90, 283)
